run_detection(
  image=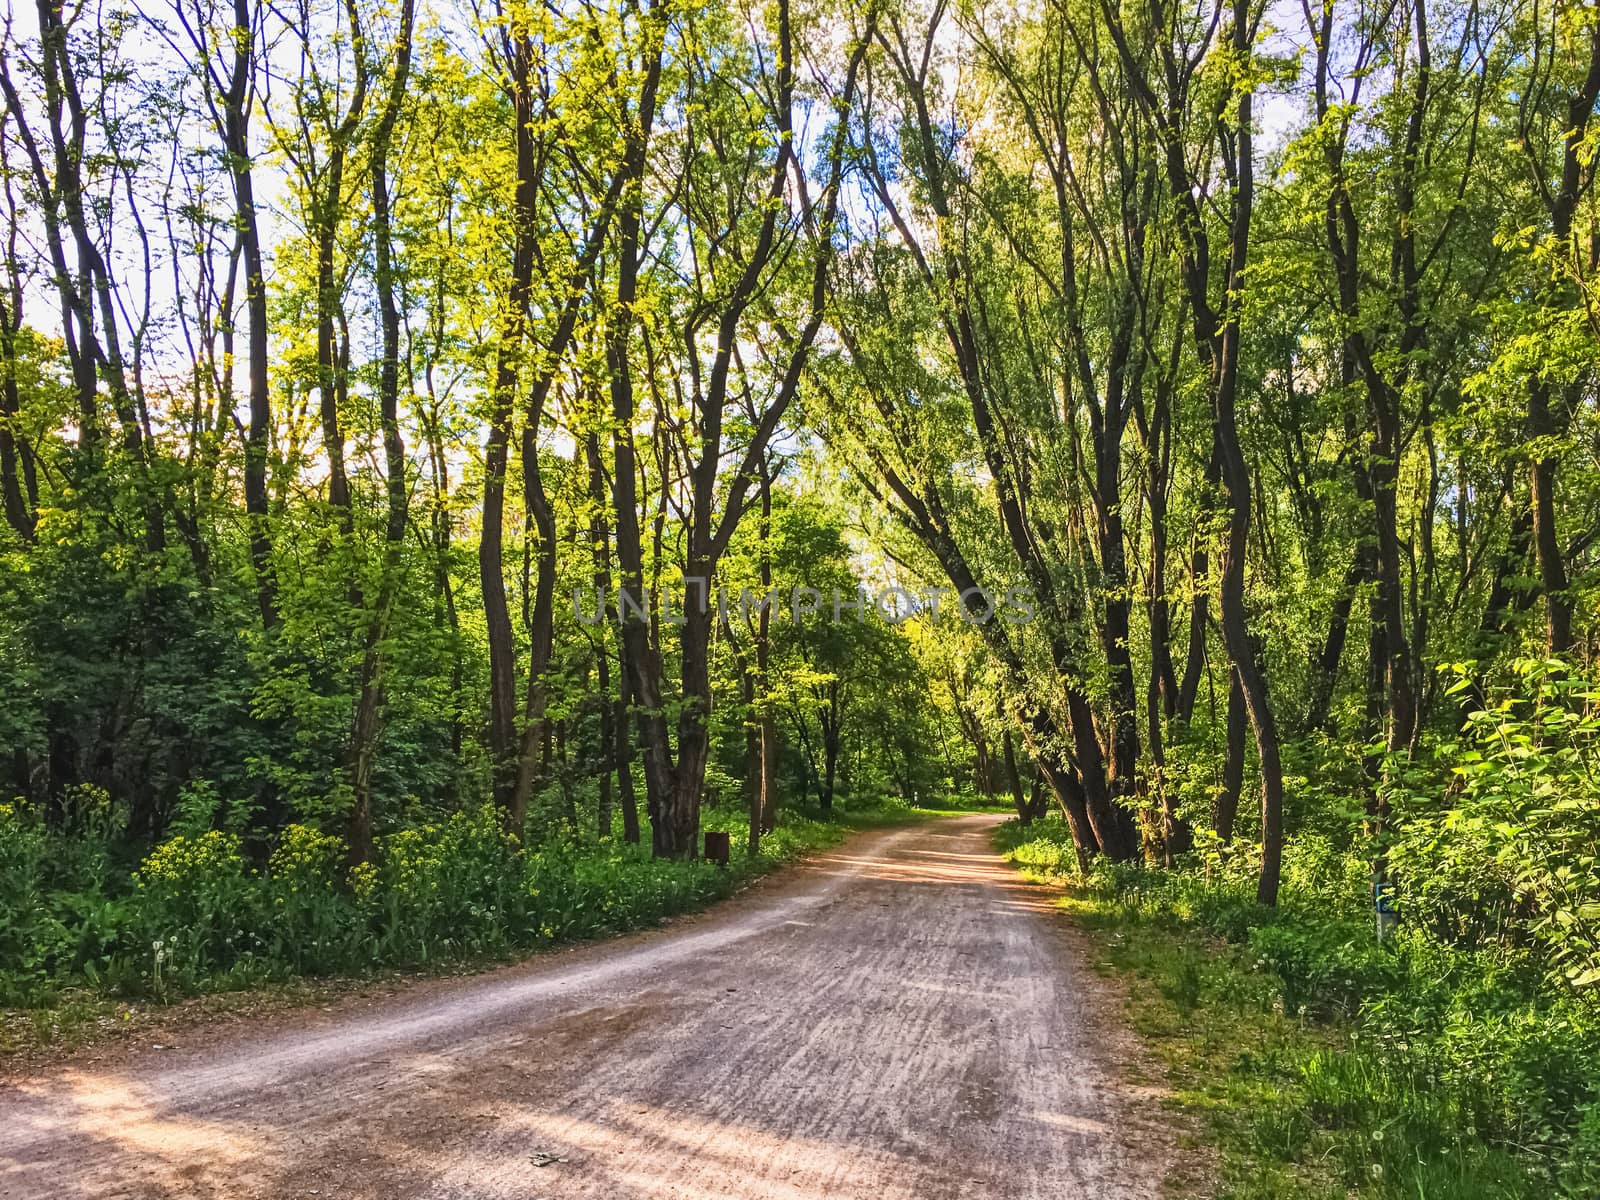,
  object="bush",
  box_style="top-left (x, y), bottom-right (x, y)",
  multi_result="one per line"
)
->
top-left (0, 802), bottom-right (54, 1003)
top-left (135, 830), bottom-right (259, 991)
top-left (994, 813), bottom-right (1600, 1192)
top-left (265, 824), bottom-right (359, 973)
top-left (1390, 661), bottom-right (1600, 991)
top-left (0, 799), bottom-right (858, 1008)
top-left (371, 805), bottom-right (523, 961)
